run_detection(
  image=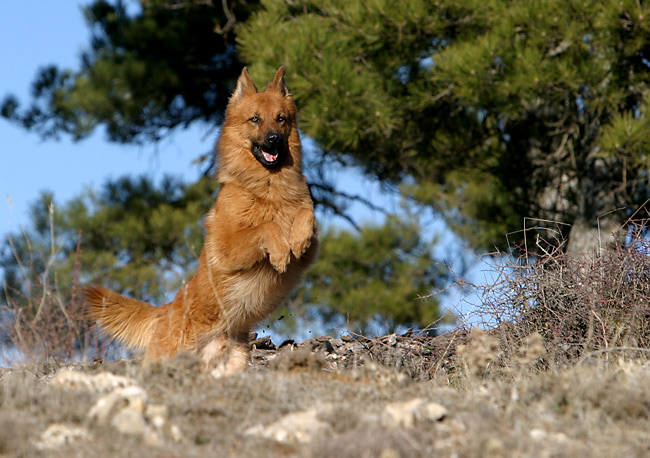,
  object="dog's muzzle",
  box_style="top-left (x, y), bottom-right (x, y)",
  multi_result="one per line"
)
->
top-left (252, 131), bottom-right (283, 167)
